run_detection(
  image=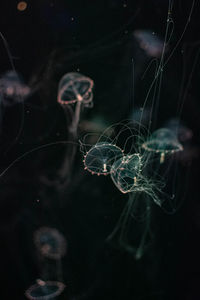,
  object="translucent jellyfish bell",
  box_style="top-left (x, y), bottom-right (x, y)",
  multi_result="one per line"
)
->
top-left (0, 70), bottom-right (30, 105)
top-left (57, 72), bottom-right (94, 107)
top-left (133, 29), bottom-right (165, 58)
top-left (83, 142), bottom-right (124, 176)
top-left (25, 279), bottom-right (65, 300)
top-left (142, 128), bottom-right (183, 163)
top-left (34, 227), bottom-right (67, 260)
top-left (164, 118), bottom-right (193, 143)
top-left (110, 154), bottom-right (142, 193)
